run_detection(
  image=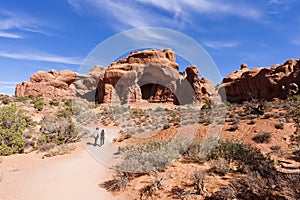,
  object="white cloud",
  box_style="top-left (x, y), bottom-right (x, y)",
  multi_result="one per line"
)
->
top-left (0, 81), bottom-right (18, 95)
top-left (290, 39), bottom-right (300, 46)
top-left (0, 10), bottom-right (49, 37)
top-left (0, 51), bottom-right (82, 65)
top-left (68, 0), bottom-right (262, 30)
top-left (202, 40), bottom-right (239, 49)
top-left (0, 31), bottom-right (23, 39)
top-left (0, 81), bottom-right (19, 85)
